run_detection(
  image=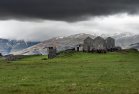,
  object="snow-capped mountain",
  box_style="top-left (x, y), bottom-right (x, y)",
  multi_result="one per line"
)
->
top-left (12, 33), bottom-right (96, 55)
top-left (0, 38), bottom-right (39, 55)
top-left (111, 32), bottom-right (135, 39)
top-left (116, 34), bottom-right (139, 49)
top-left (12, 33), bottom-right (139, 55)
top-left (129, 43), bottom-right (139, 51)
